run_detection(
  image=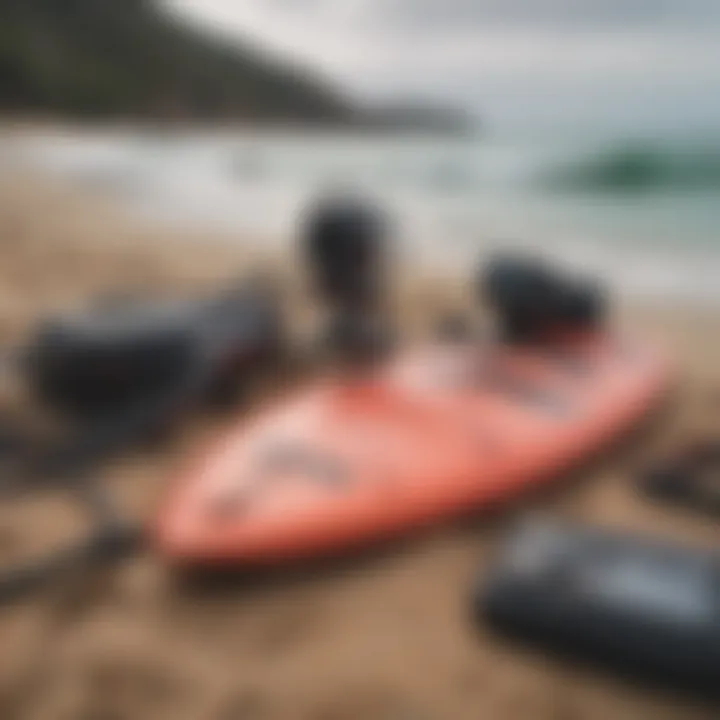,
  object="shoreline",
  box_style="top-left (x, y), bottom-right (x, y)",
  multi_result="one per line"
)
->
top-left (5, 125), bottom-right (719, 312)
top-left (0, 118), bottom-right (478, 143)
